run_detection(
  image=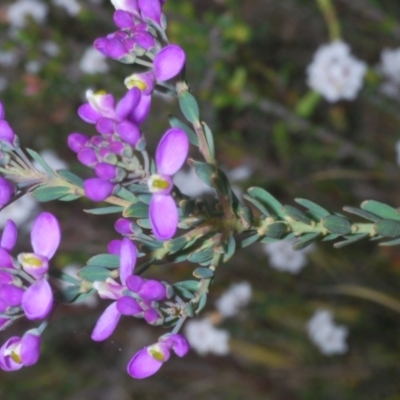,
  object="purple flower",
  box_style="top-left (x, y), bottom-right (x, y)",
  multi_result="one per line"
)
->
top-left (148, 128), bottom-right (189, 240)
top-left (153, 45), bottom-right (186, 81)
top-left (127, 333), bottom-right (189, 379)
top-left (0, 330), bottom-right (41, 371)
top-left (0, 178), bottom-right (15, 208)
top-left (0, 102), bottom-right (17, 147)
top-left (22, 279), bottom-right (53, 320)
top-left (84, 178), bottom-right (115, 202)
top-left (18, 212), bottom-right (61, 280)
